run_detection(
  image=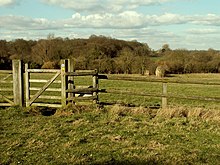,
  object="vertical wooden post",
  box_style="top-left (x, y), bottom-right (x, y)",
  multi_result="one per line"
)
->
top-left (12, 60), bottom-right (24, 106)
top-left (61, 59), bottom-right (68, 106)
top-left (162, 82), bottom-right (167, 109)
top-left (93, 69), bottom-right (98, 104)
top-left (25, 63), bottom-right (30, 107)
top-left (68, 59), bottom-right (75, 102)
